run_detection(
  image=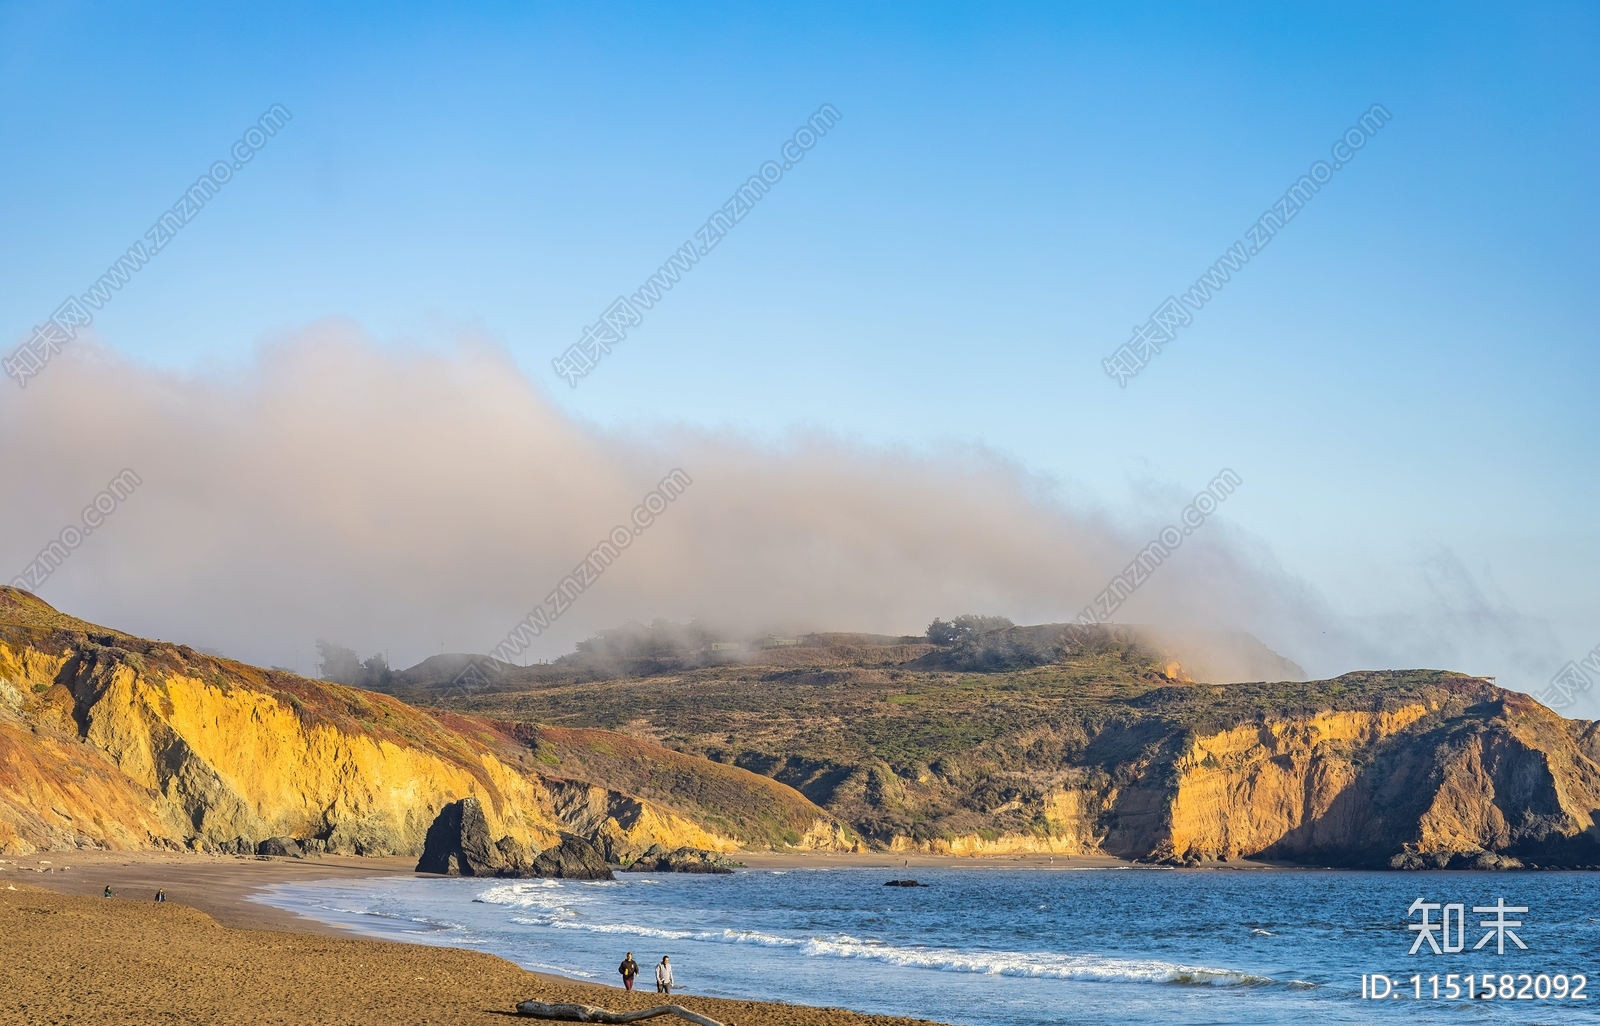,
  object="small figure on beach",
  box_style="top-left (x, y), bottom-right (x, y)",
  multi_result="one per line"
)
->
top-left (618, 952), bottom-right (639, 991)
top-left (103, 885), bottom-right (114, 898)
top-left (155, 889), bottom-right (165, 902)
top-left (655, 955), bottom-right (673, 995)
